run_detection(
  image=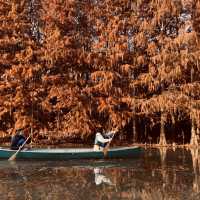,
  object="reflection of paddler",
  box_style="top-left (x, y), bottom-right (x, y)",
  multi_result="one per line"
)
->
top-left (94, 168), bottom-right (113, 186)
